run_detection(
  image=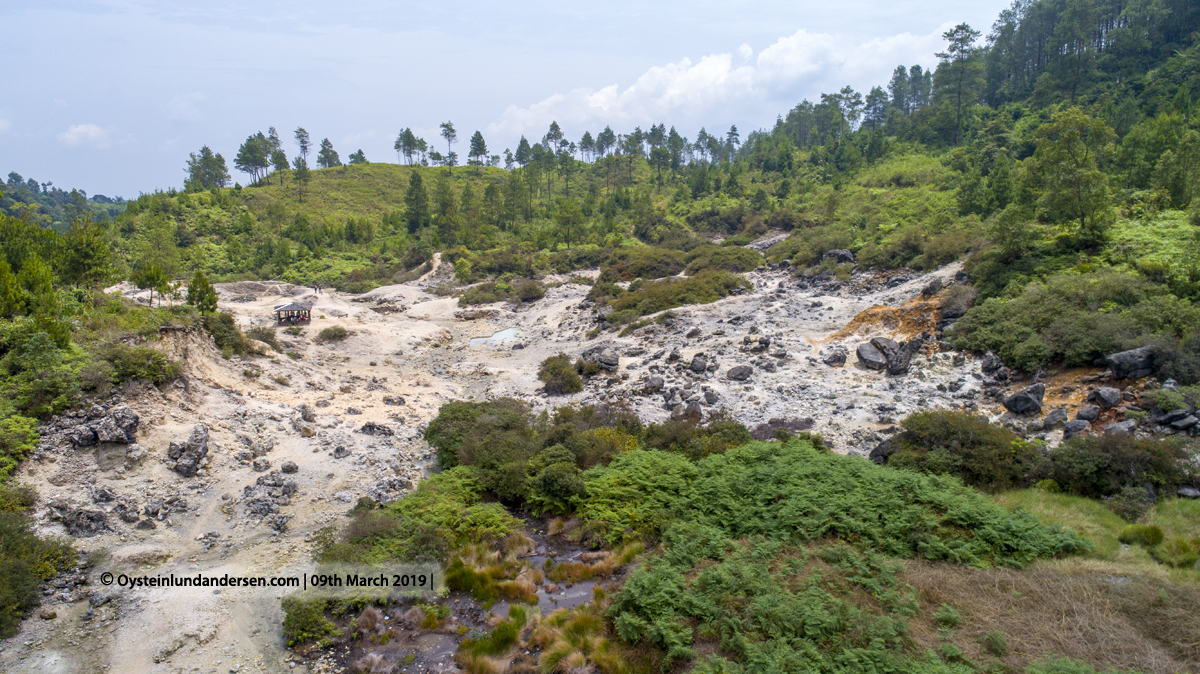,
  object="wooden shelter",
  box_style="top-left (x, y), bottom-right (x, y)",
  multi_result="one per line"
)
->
top-left (274, 302), bottom-right (312, 324)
